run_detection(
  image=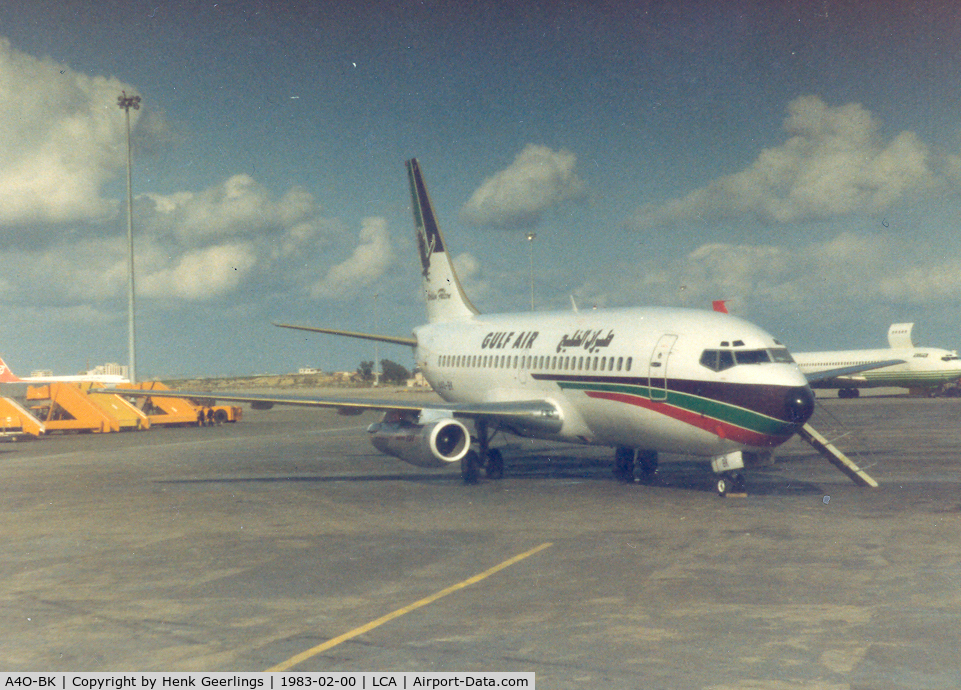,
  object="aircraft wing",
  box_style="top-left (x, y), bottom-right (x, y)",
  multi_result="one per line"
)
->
top-left (101, 387), bottom-right (561, 429)
top-left (803, 359), bottom-right (905, 384)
